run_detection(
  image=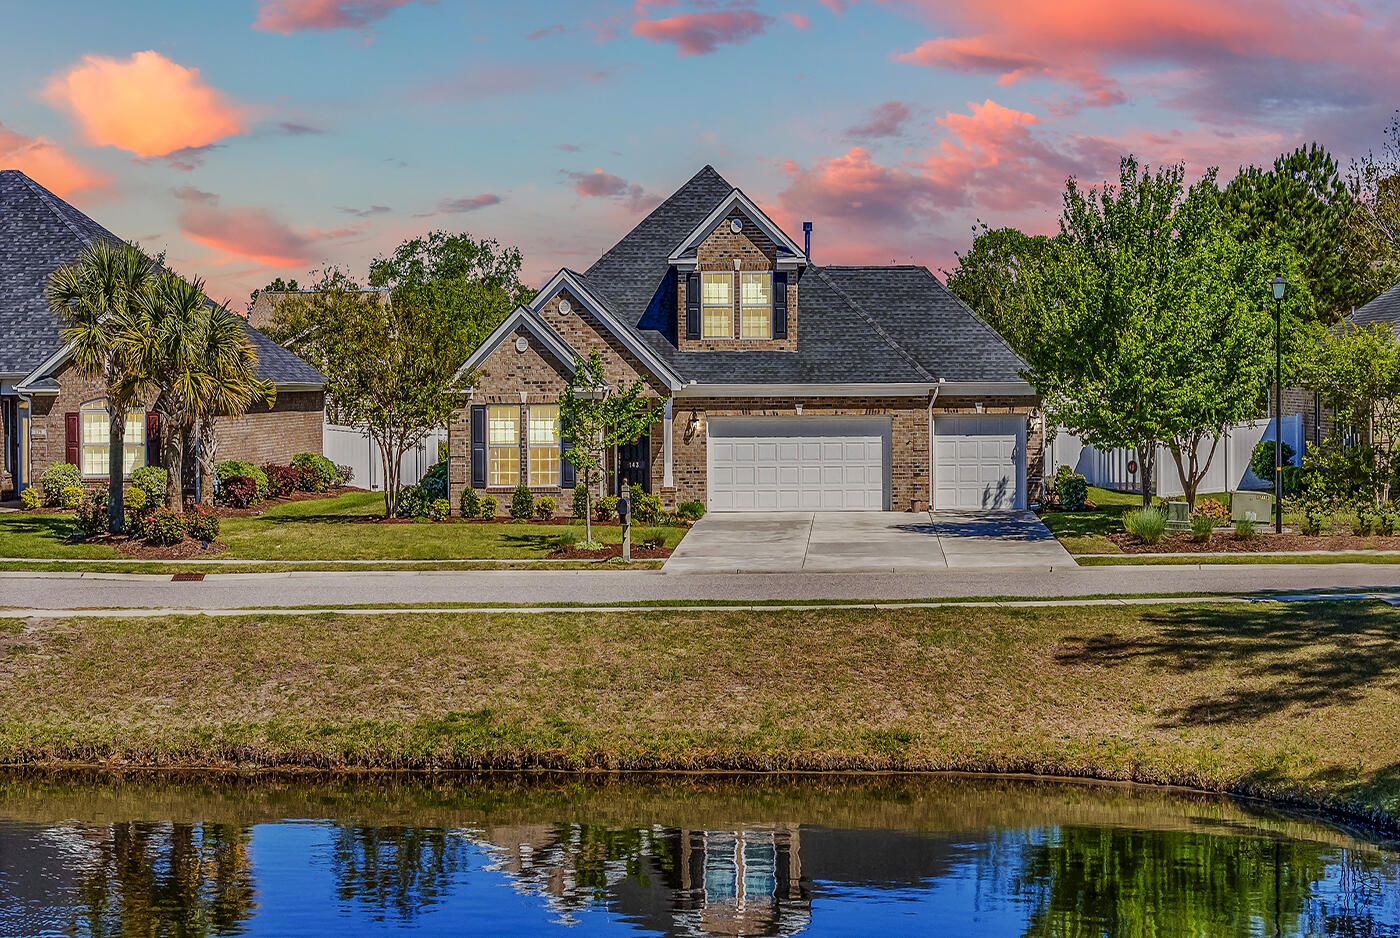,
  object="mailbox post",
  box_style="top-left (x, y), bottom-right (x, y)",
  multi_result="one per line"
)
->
top-left (618, 495), bottom-right (631, 562)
